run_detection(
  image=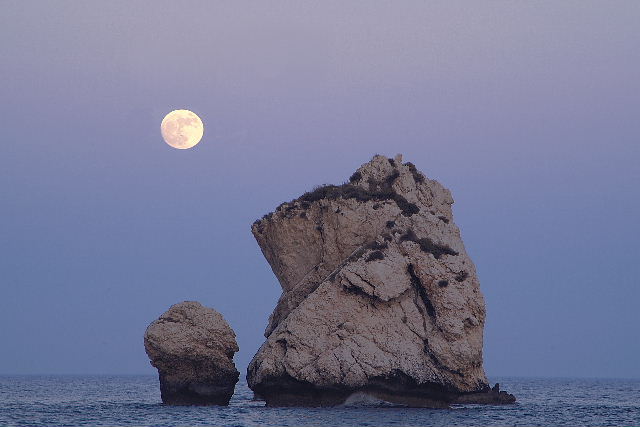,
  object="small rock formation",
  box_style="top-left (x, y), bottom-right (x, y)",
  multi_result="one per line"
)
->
top-left (144, 301), bottom-right (239, 405)
top-left (247, 154), bottom-right (515, 407)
